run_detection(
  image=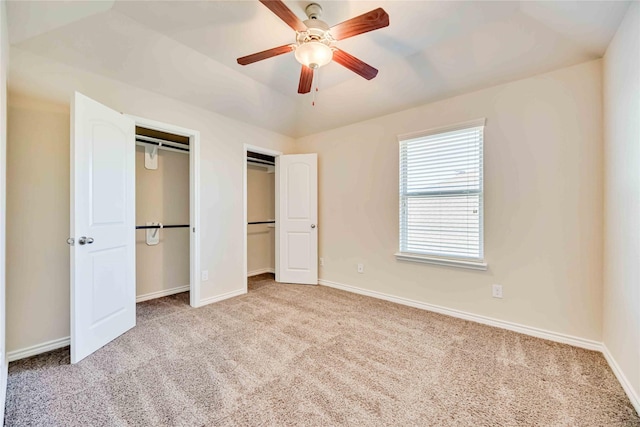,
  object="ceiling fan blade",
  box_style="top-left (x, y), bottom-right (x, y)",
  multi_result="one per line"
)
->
top-left (330, 7), bottom-right (389, 41)
top-left (259, 0), bottom-right (307, 32)
top-left (332, 49), bottom-right (378, 80)
top-left (237, 44), bottom-right (294, 65)
top-left (298, 65), bottom-right (314, 94)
